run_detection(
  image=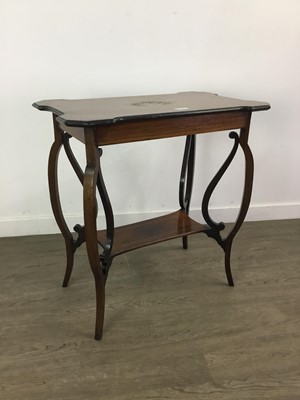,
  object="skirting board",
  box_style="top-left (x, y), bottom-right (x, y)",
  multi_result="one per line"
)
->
top-left (0, 203), bottom-right (299, 238)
